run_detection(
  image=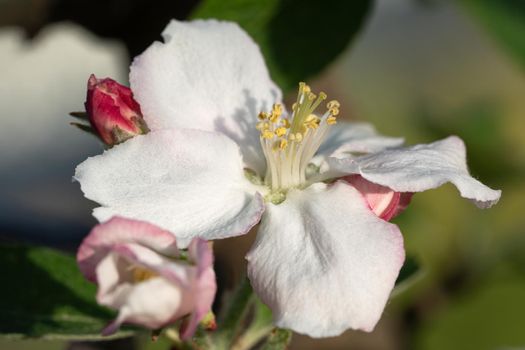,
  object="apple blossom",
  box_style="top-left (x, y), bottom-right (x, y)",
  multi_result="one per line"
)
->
top-left (77, 217), bottom-right (216, 339)
top-left (75, 19), bottom-right (500, 337)
top-left (85, 75), bottom-right (148, 145)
